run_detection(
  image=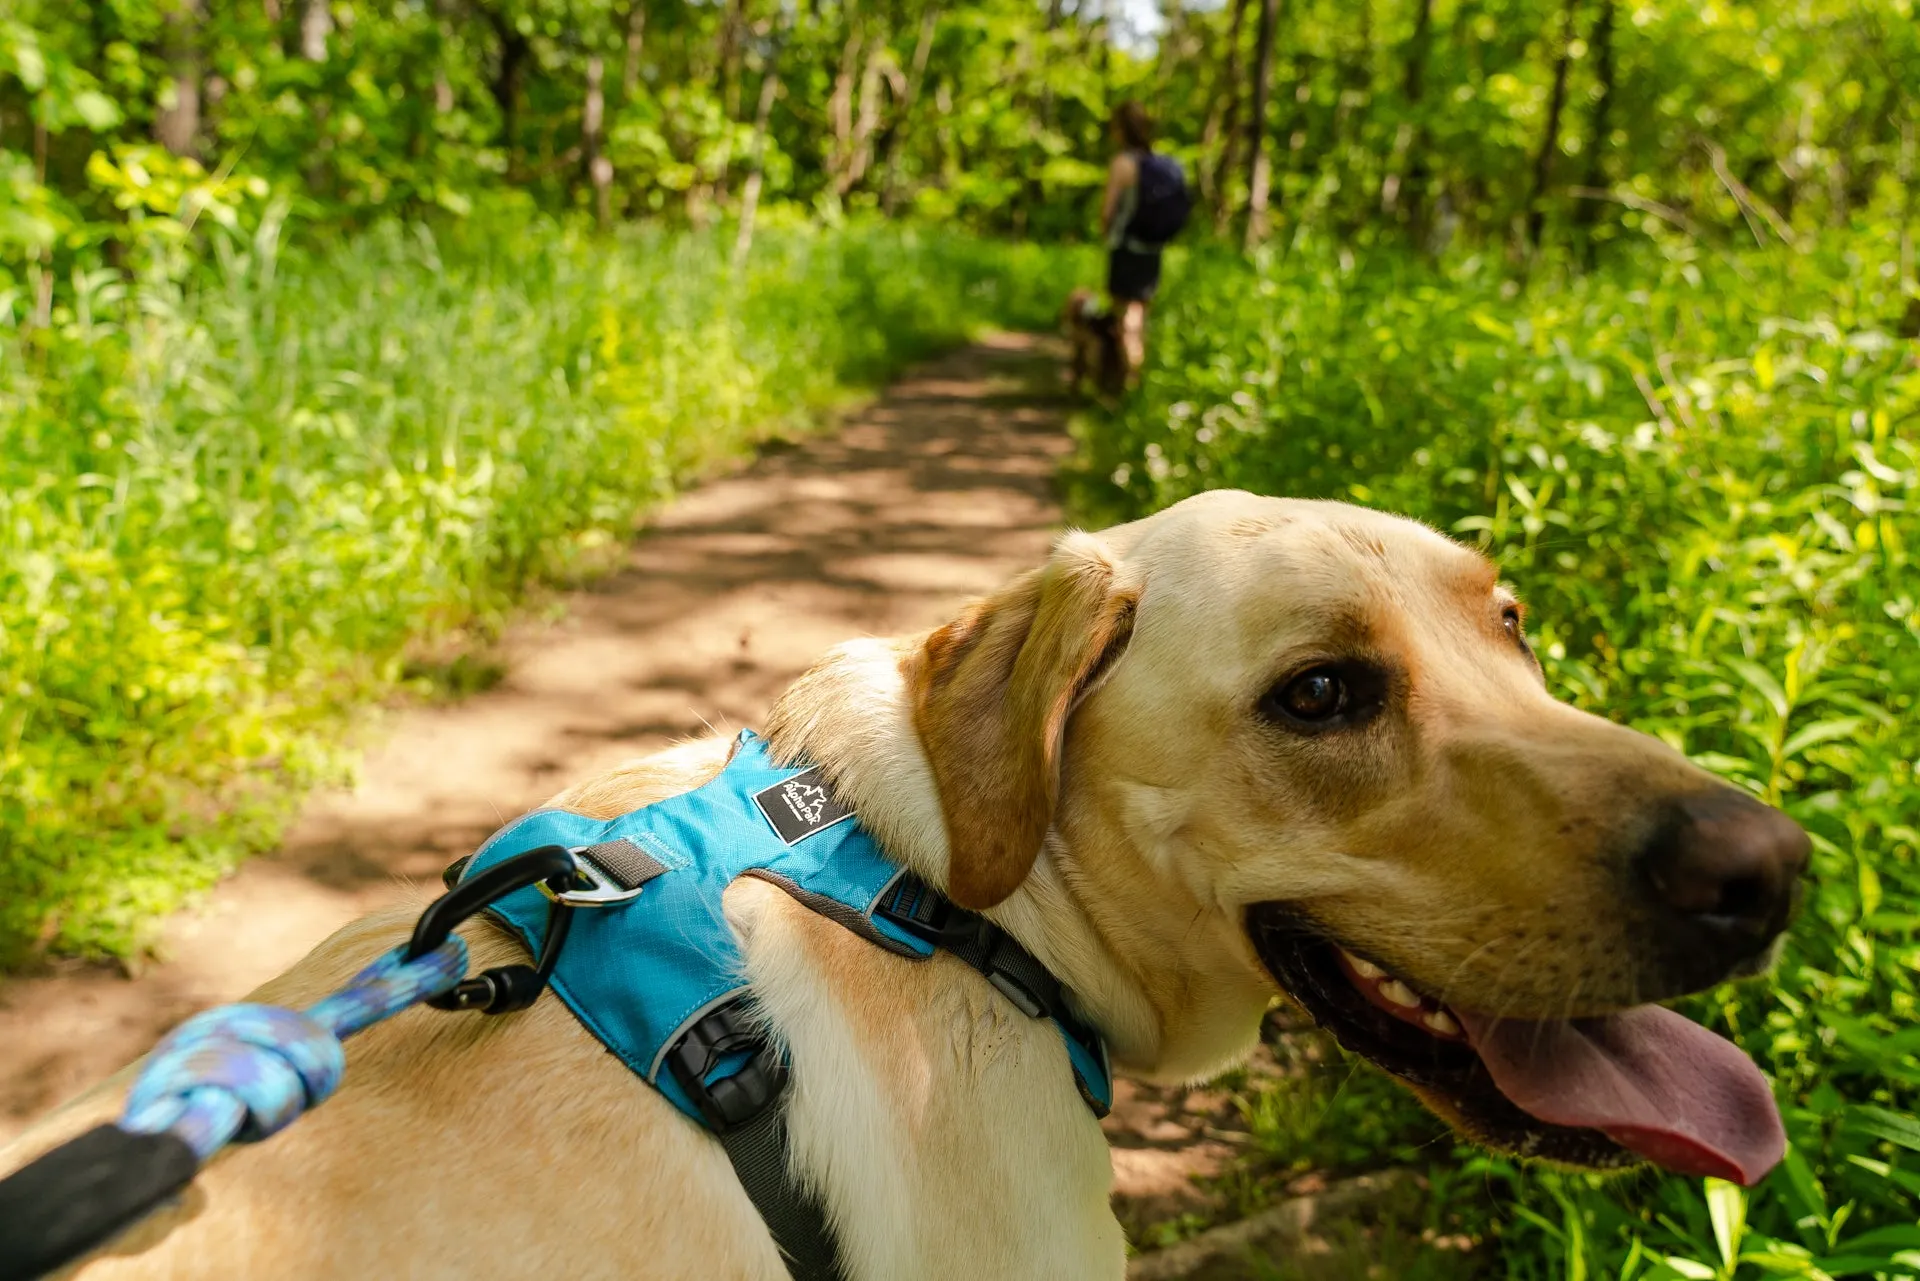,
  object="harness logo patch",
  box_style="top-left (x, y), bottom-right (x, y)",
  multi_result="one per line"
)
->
top-left (752, 767), bottom-right (855, 845)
